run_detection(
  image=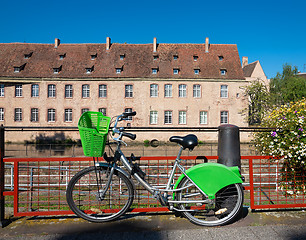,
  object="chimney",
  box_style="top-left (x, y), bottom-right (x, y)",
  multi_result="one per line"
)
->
top-left (106, 37), bottom-right (111, 50)
top-left (242, 57), bottom-right (248, 67)
top-left (205, 37), bottom-right (209, 53)
top-left (153, 37), bottom-right (157, 52)
top-left (55, 38), bottom-right (60, 48)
